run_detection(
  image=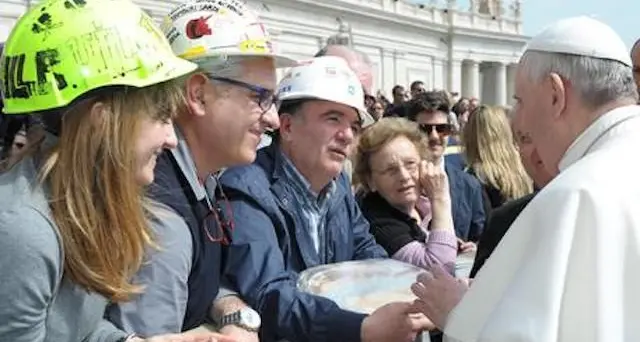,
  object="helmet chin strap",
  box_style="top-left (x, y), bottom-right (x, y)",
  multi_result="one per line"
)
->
top-left (37, 111), bottom-right (63, 136)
